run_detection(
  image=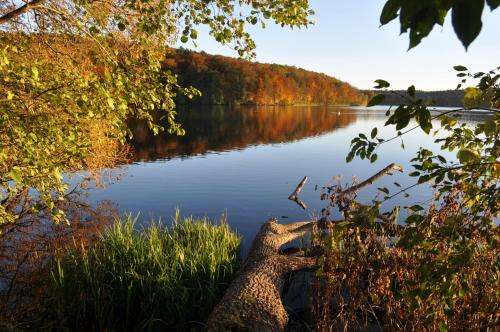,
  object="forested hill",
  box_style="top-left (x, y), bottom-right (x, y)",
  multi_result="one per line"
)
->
top-left (162, 49), bottom-right (369, 106)
top-left (368, 89), bottom-right (465, 107)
